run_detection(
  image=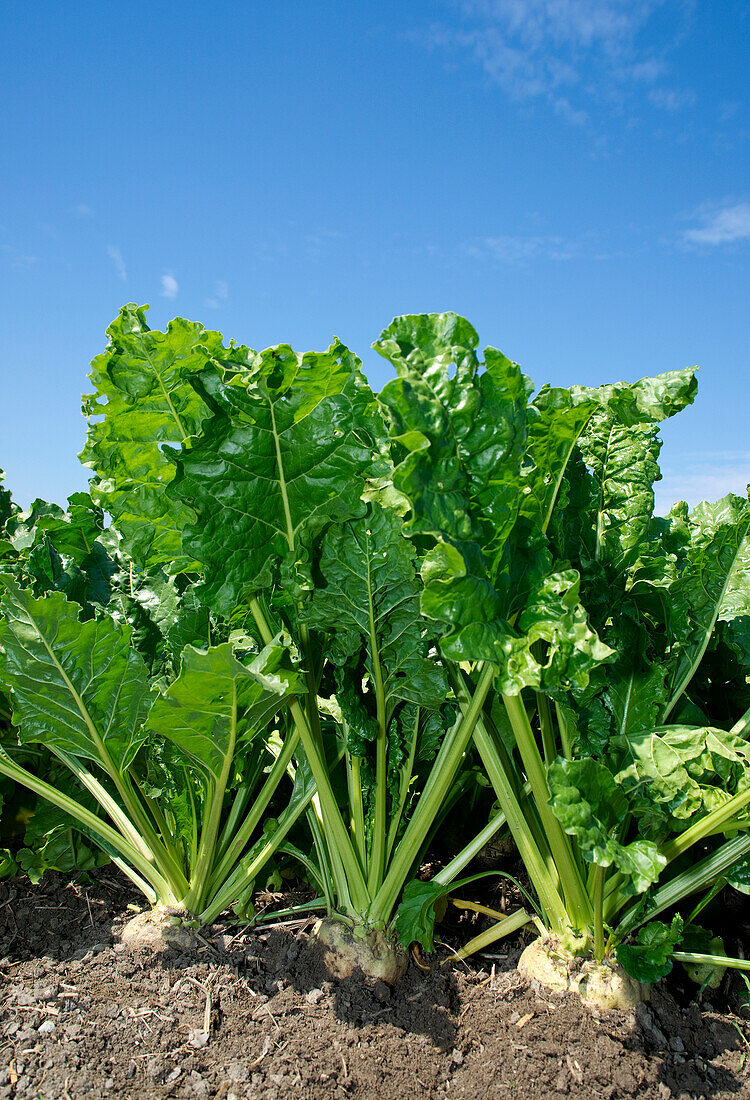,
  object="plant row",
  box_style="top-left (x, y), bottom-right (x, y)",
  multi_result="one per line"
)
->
top-left (1, 307), bottom-right (749, 998)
